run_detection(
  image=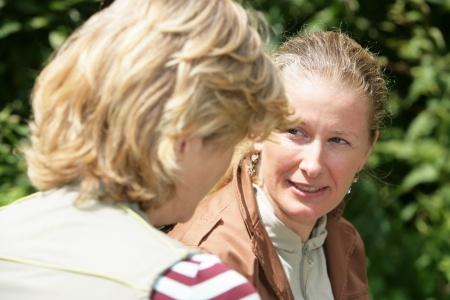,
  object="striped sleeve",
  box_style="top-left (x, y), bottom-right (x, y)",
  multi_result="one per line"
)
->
top-left (150, 253), bottom-right (260, 300)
